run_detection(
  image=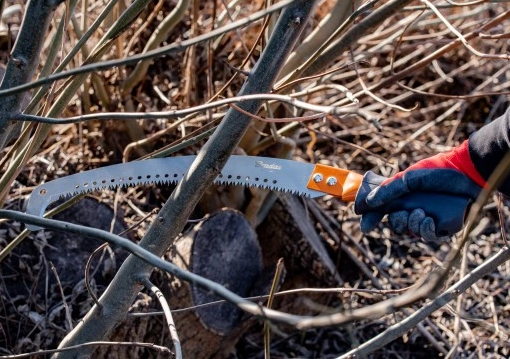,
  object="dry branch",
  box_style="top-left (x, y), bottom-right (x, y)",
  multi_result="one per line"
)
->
top-left (53, 1), bottom-right (317, 357)
top-left (0, 0), bottom-right (63, 149)
top-left (340, 246), bottom-right (510, 358)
